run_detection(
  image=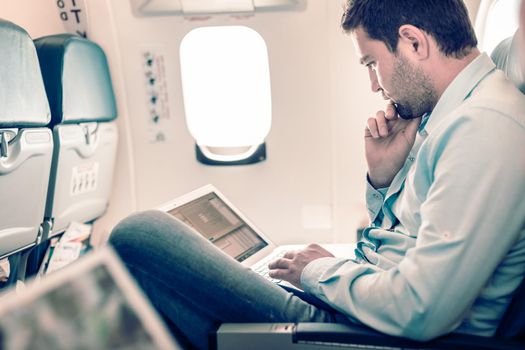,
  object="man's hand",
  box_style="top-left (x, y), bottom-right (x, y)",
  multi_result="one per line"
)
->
top-left (365, 103), bottom-right (421, 188)
top-left (268, 244), bottom-right (334, 289)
